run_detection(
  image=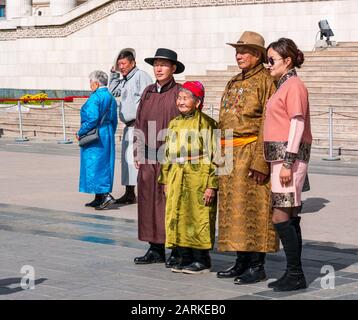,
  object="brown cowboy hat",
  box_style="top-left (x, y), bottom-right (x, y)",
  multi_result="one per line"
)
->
top-left (227, 31), bottom-right (267, 61)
